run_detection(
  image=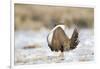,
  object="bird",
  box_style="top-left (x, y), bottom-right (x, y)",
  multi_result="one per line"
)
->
top-left (47, 24), bottom-right (79, 59)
